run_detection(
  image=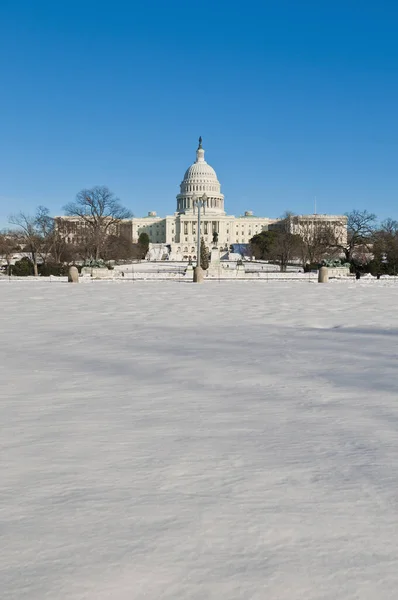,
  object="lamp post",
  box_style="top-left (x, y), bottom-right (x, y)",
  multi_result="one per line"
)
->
top-left (192, 193), bottom-right (207, 282)
top-left (381, 252), bottom-right (388, 276)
